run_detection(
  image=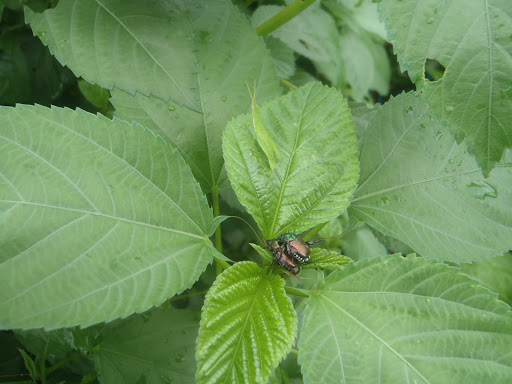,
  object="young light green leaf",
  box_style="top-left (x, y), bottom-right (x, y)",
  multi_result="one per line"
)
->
top-left (299, 254), bottom-right (512, 384)
top-left (248, 84), bottom-right (280, 170)
top-left (18, 349), bottom-right (38, 381)
top-left (223, 82), bottom-right (359, 239)
top-left (249, 243), bottom-right (274, 264)
top-left (304, 248), bottom-right (352, 271)
top-left (378, 0), bottom-right (512, 175)
top-left (208, 215), bottom-right (231, 238)
top-left (27, 0), bottom-right (281, 192)
top-left (350, 92), bottom-right (512, 263)
top-left (196, 262), bottom-right (297, 384)
top-left (93, 307), bottom-right (199, 384)
top-left (0, 105), bottom-right (215, 329)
